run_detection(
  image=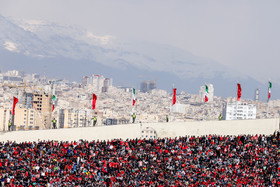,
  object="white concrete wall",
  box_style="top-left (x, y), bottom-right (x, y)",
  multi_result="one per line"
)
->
top-left (0, 118), bottom-right (279, 142)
